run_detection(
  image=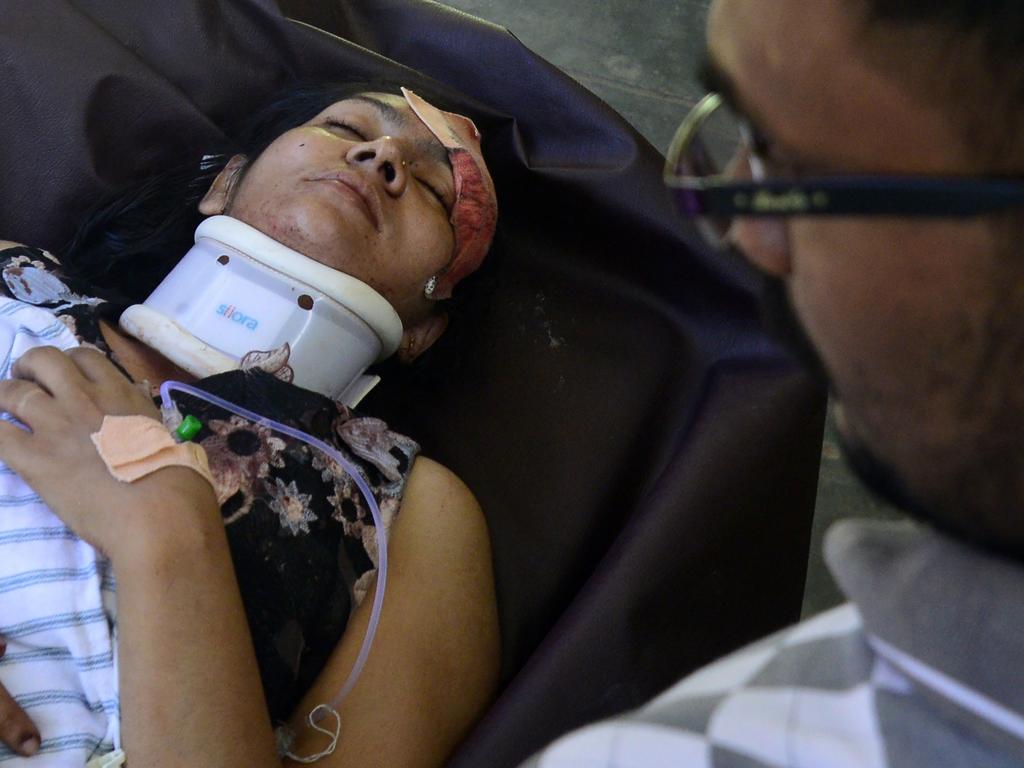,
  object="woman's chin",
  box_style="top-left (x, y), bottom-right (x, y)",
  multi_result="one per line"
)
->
top-left (239, 205), bottom-right (368, 264)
